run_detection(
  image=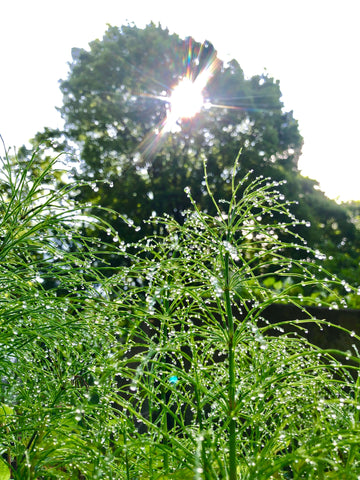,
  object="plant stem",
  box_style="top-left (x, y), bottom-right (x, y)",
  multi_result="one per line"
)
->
top-left (123, 427), bottom-right (130, 480)
top-left (223, 251), bottom-right (237, 480)
top-left (161, 320), bottom-right (169, 474)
